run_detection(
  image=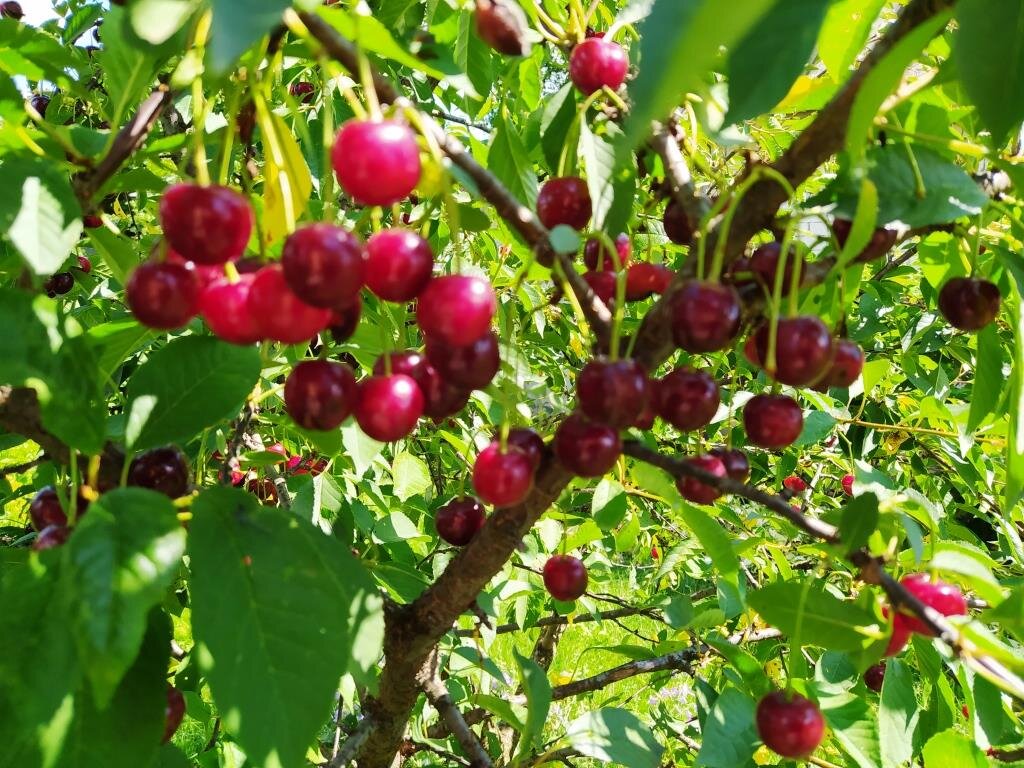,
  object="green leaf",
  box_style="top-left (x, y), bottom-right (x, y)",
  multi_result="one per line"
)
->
top-left (567, 708), bottom-right (663, 768)
top-left (678, 503), bottom-right (739, 584)
top-left (818, 689), bottom-right (882, 768)
top-left (513, 651), bottom-right (551, 761)
top-left (98, 7), bottom-right (163, 128)
top-left (695, 687), bottom-right (758, 768)
top-left (208, 0), bottom-right (290, 74)
top-left (540, 84), bottom-right (578, 171)
top-left (87, 227), bottom-right (139, 285)
top-left (955, 0), bottom-right (1024, 145)
top-left (1001, 249), bottom-right (1024, 509)
top-left (392, 451), bottom-right (431, 502)
top-left (455, 8), bottom-right (493, 100)
top-left (817, 0), bottom-right (885, 81)
top-left (129, 0), bottom-right (201, 45)
top-left (580, 121), bottom-right (633, 231)
top-left (921, 729), bottom-right (987, 768)
top-left (64, 489), bottom-right (186, 707)
top-left (839, 493), bottom-right (879, 554)
top-left (879, 660), bottom-right (917, 768)
top-left (968, 324), bottom-right (1003, 432)
top-left (320, 6), bottom-right (445, 81)
top-left (794, 409), bottom-right (837, 447)
top-left (549, 225), bottom-right (580, 254)
top-left (983, 586), bottom-right (1024, 642)
top-left (189, 487), bottom-right (384, 768)
top-left (489, 112), bottom-right (538, 209)
top-left (341, 422), bottom-right (384, 478)
top-left (592, 479), bottom-right (627, 530)
top-left (726, 0), bottom-right (830, 124)
top-left (125, 336), bottom-right (261, 451)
